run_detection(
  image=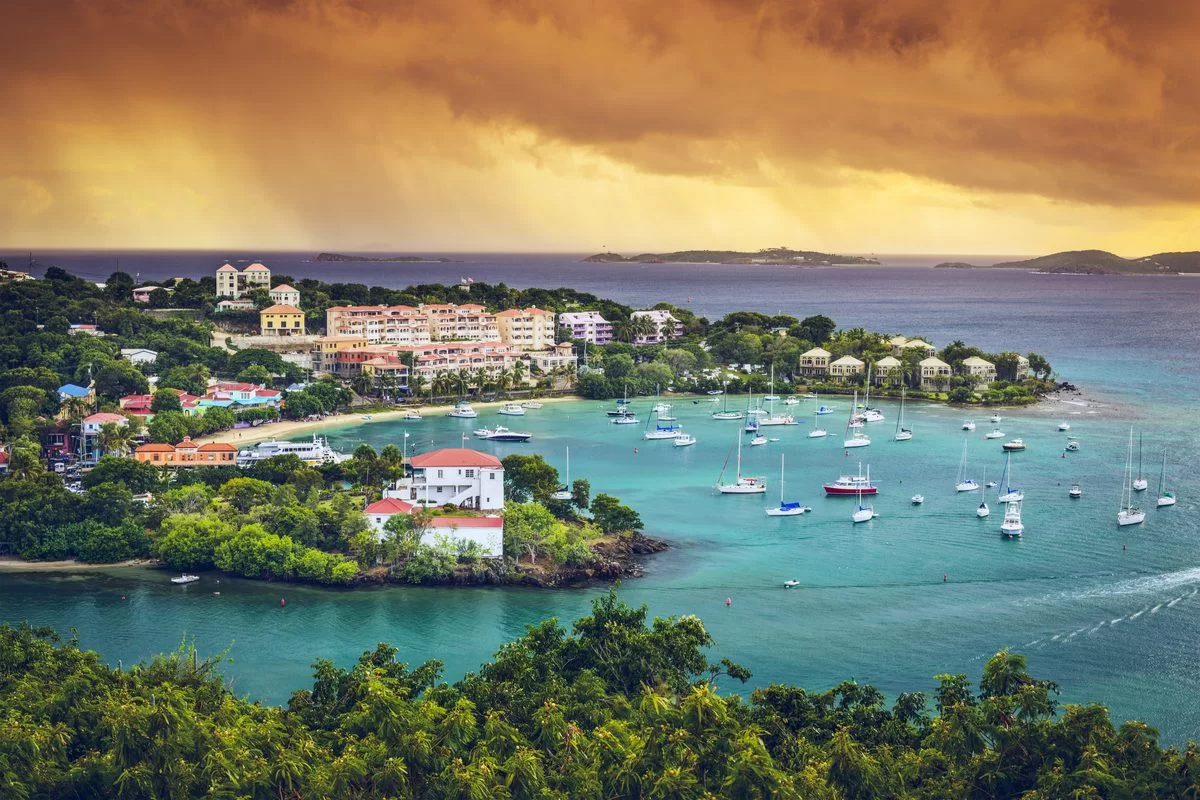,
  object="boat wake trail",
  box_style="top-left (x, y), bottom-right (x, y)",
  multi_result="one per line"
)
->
top-left (1058, 566), bottom-right (1200, 602)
